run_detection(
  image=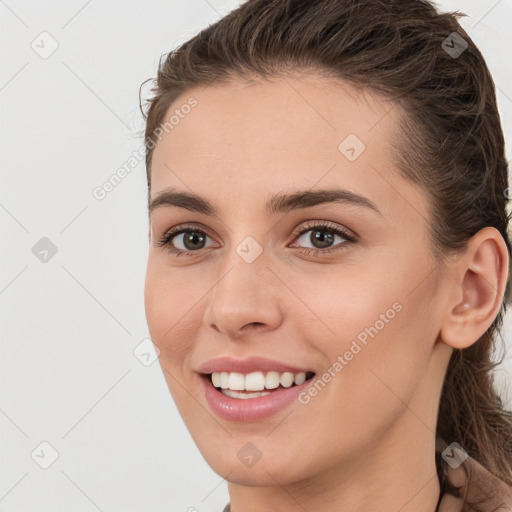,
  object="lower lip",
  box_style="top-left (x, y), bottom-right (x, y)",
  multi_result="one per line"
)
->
top-left (200, 374), bottom-right (313, 422)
